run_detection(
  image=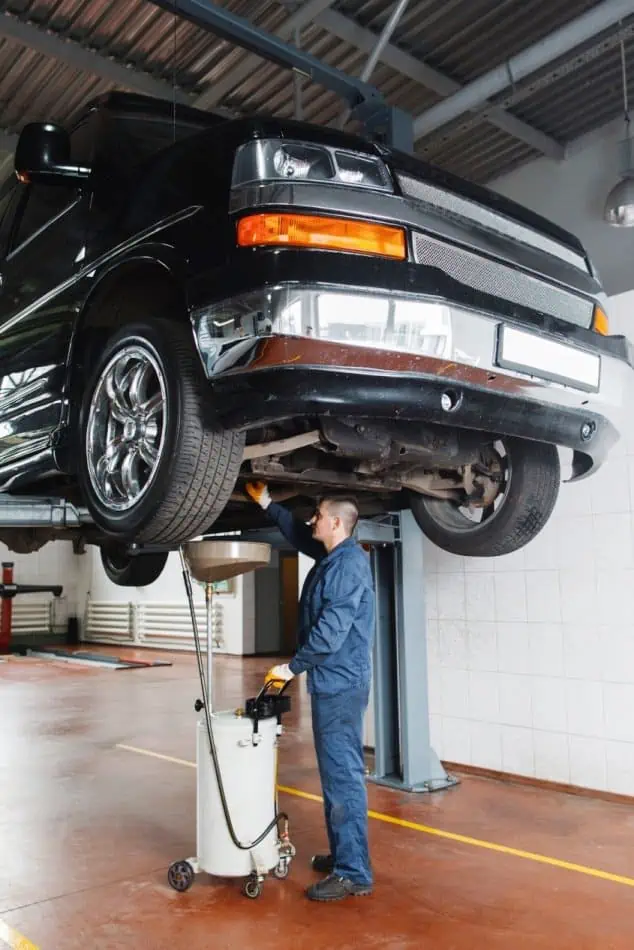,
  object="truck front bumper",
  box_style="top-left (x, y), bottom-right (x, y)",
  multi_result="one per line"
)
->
top-left (191, 284), bottom-right (634, 480)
